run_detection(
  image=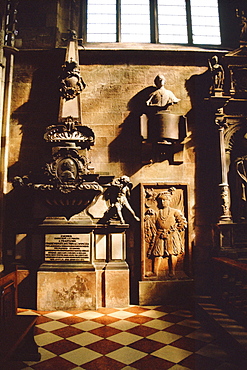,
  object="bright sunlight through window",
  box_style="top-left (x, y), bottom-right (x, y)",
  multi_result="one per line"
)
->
top-left (86, 0), bottom-right (221, 45)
